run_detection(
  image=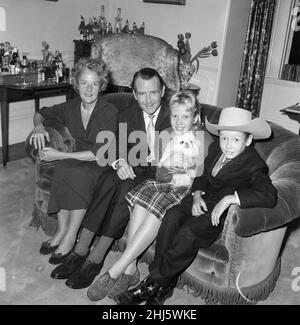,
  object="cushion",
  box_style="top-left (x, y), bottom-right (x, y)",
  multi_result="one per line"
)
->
top-left (91, 33), bottom-right (180, 91)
